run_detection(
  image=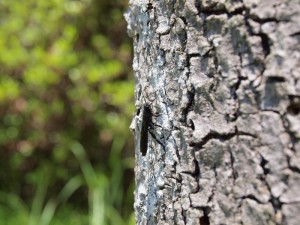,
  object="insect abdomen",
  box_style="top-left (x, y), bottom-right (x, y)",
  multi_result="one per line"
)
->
top-left (140, 105), bottom-right (151, 156)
